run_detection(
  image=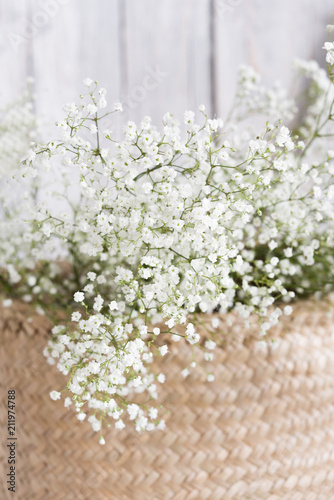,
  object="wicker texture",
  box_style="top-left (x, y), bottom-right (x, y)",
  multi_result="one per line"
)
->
top-left (1, 300), bottom-right (334, 500)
